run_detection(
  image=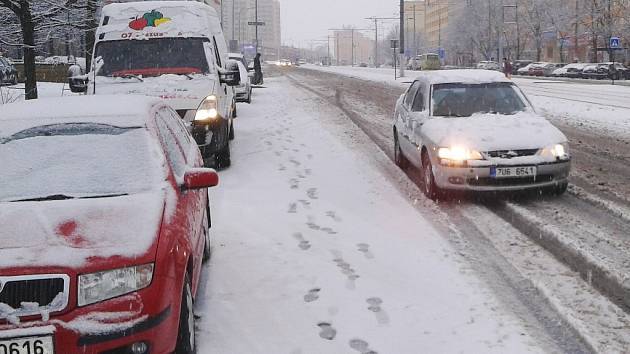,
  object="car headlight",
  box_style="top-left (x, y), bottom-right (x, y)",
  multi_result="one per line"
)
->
top-left (78, 263), bottom-right (154, 307)
top-left (438, 146), bottom-right (483, 161)
top-left (194, 95), bottom-right (219, 121)
top-left (539, 143), bottom-right (569, 160)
